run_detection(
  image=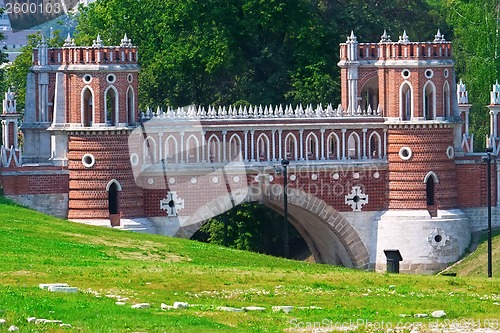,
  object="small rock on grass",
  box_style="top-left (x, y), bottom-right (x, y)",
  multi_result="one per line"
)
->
top-left (115, 302), bottom-right (126, 306)
top-left (60, 323), bottom-right (72, 328)
top-left (272, 306), bottom-right (294, 313)
top-left (414, 313), bottom-right (428, 318)
top-left (431, 310), bottom-right (446, 318)
top-left (173, 302), bottom-right (189, 309)
top-left (242, 306), bottom-right (266, 312)
top-left (131, 303), bottom-right (150, 309)
top-left (161, 303), bottom-right (174, 310)
top-left (217, 306), bottom-right (242, 312)
top-left (27, 317), bottom-right (36, 323)
top-left (8, 326), bottom-right (19, 332)
top-left (0, 319), bottom-right (6, 324)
